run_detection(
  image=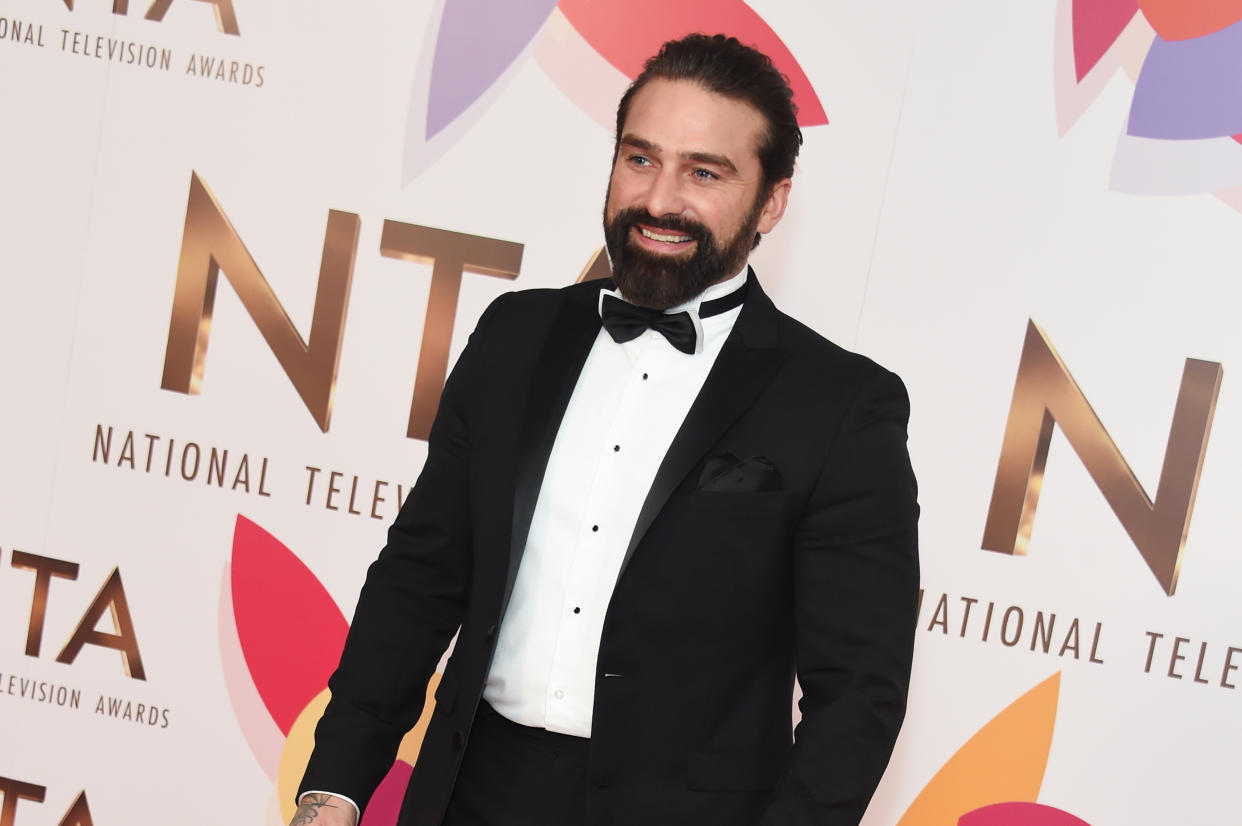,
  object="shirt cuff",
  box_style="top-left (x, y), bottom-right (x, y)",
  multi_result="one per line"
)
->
top-left (297, 791), bottom-right (361, 822)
